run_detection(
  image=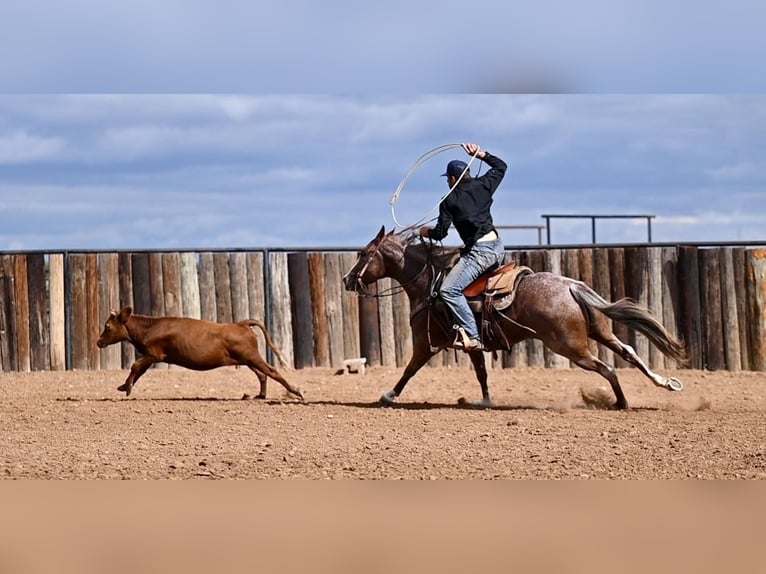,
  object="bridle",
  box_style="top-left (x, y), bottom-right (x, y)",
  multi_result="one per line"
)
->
top-left (348, 233), bottom-right (435, 299)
